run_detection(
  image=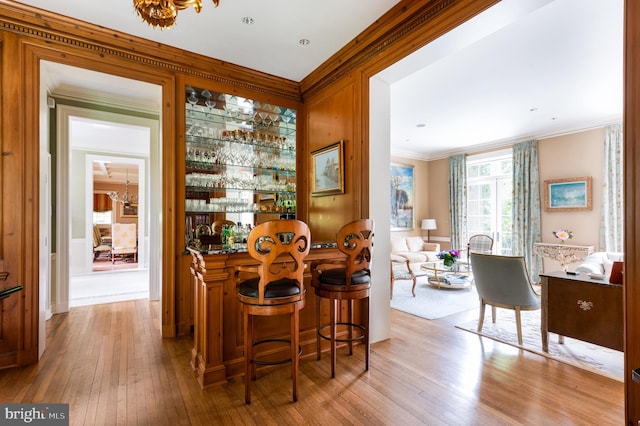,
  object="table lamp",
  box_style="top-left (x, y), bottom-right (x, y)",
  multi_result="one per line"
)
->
top-left (421, 219), bottom-right (437, 242)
